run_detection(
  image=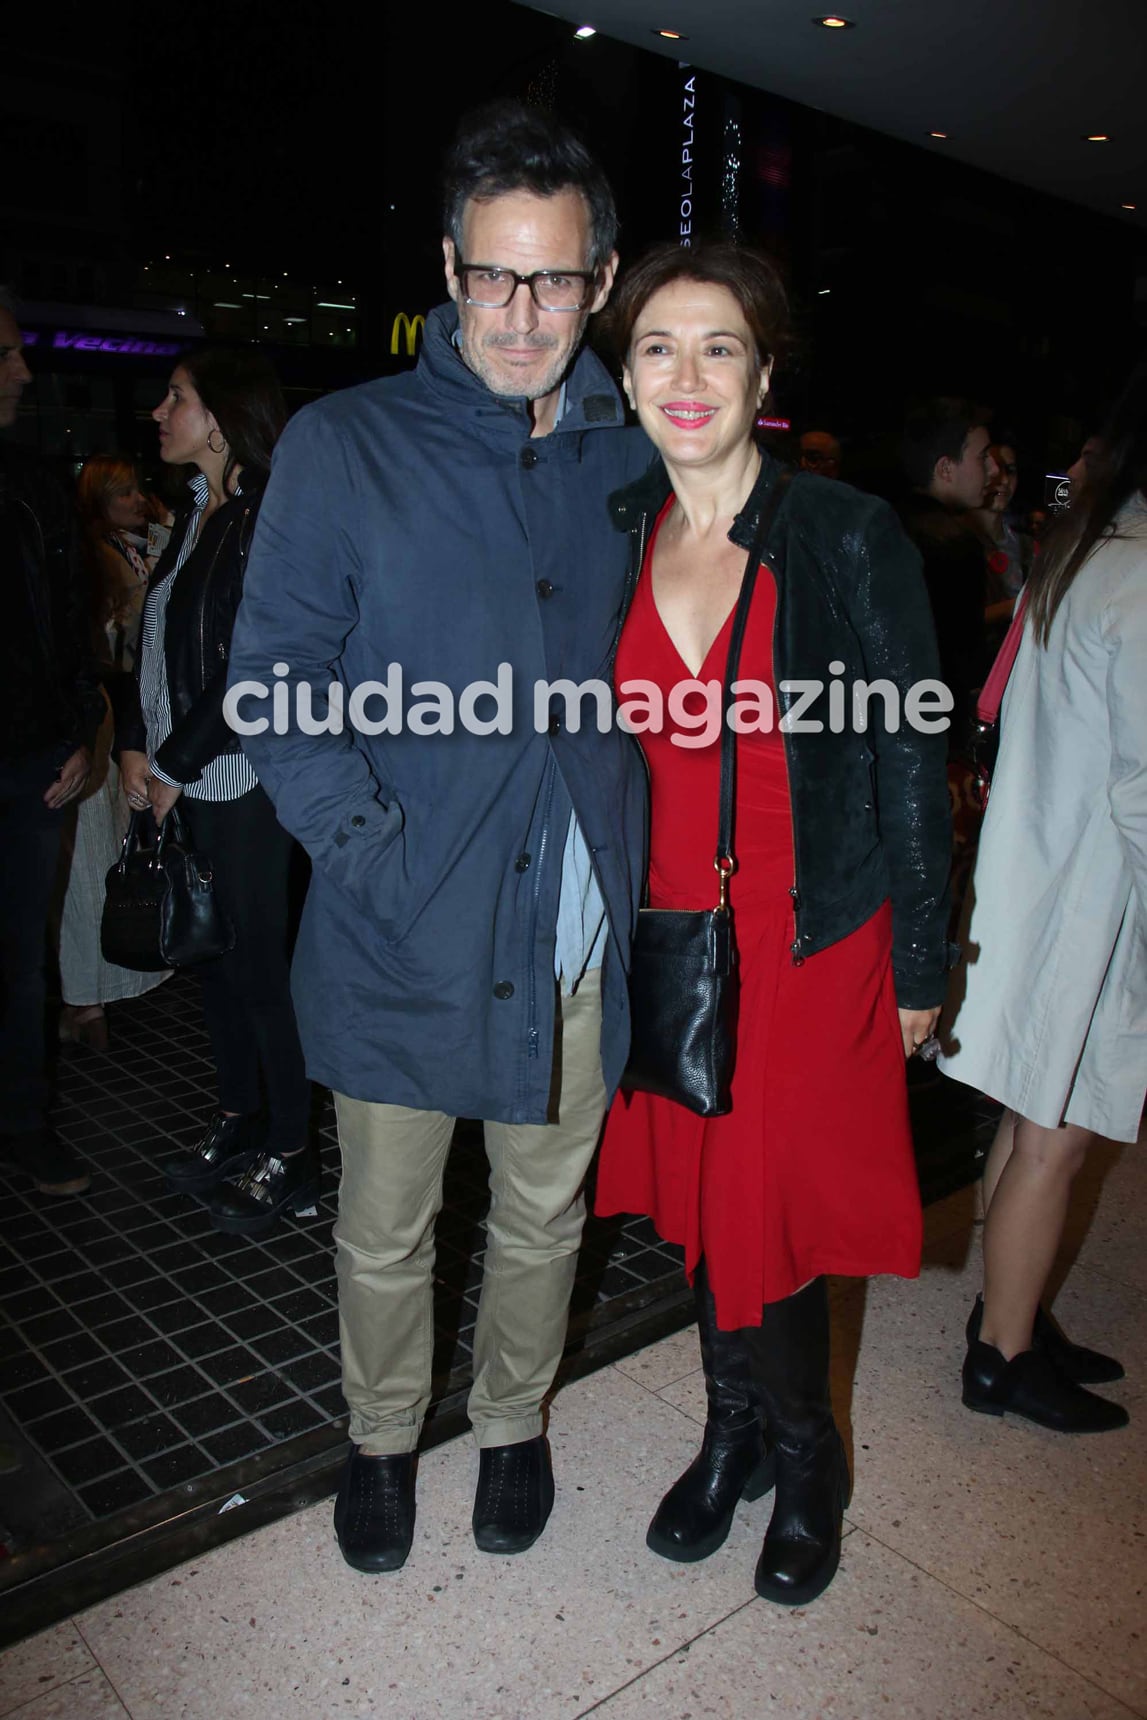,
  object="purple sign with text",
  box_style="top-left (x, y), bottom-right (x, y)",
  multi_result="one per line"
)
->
top-left (22, 329), bottom-right (186, 358)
